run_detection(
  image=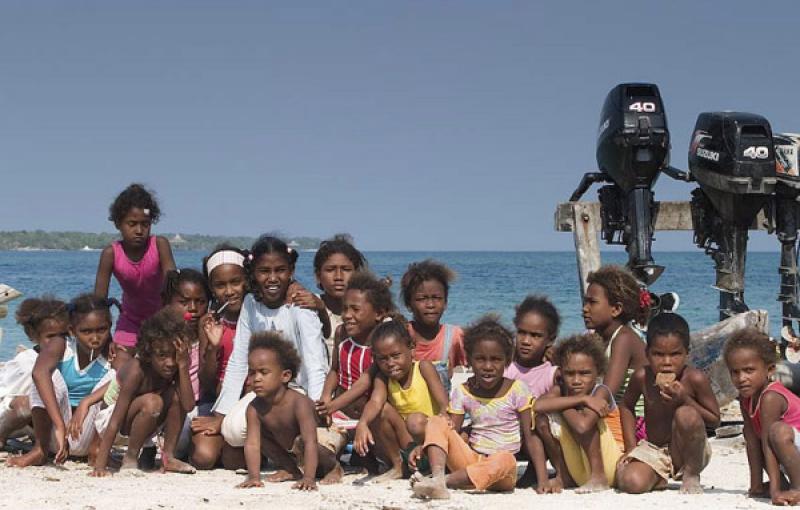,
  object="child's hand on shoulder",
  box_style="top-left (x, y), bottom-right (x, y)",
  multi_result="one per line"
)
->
top-left (293, 477), bottom-right (318, 491)
top-left (287, 282), bottom-right (324, 312)
top-left (583, 395), bottom-right (609, 417)
top-left (237, 478), bottom-right (264, 489)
